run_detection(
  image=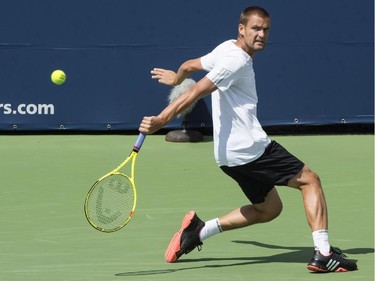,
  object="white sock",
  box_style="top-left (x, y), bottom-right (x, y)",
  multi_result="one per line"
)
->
top-left (312, 229), bottom-right (330, 256)
top-left (199, 218), bottom-right (223, 241)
